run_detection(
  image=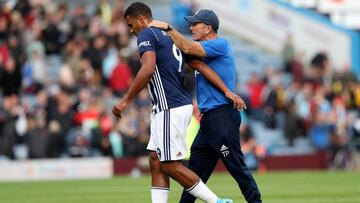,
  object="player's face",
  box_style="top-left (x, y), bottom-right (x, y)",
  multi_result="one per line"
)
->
top-left (189, 22), bottom-right (212, 41)
top-left (126, 15), bottom-right (145, 36)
